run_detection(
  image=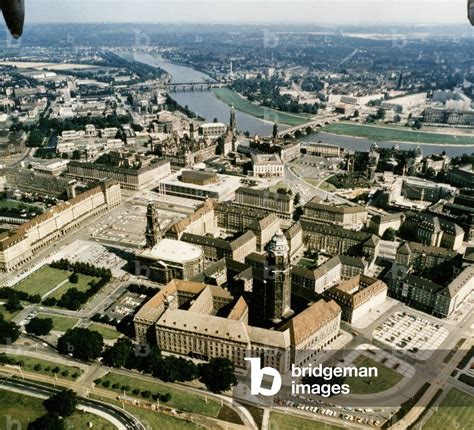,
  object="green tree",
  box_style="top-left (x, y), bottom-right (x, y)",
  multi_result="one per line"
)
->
top-left (102, 338), bottom-right (134, 368)
top-left (69, 272), bottom-right (79, 284)
top-left (199, 358), bottom-right (237, 393)
top-left (26, 317), bottom-right (54, 336)
top-left (294, 192), bottom-right (301, 206)
top-left (0, 316), bottom-right (20, 344)
top-left (71, 150), bottom-right (81, 160)
top-left (57, 328), bottom-right (104, 361)
top-left (27, 130), bottom-right (45, 147)
top-left (28, 413), bottom-right (65, 430)
top-left (43, 390), bottom-right (78, 417)
top-left (382, 228), bottom-right (397, 242)
top-left (5, 296), bottom-right (23, 313)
